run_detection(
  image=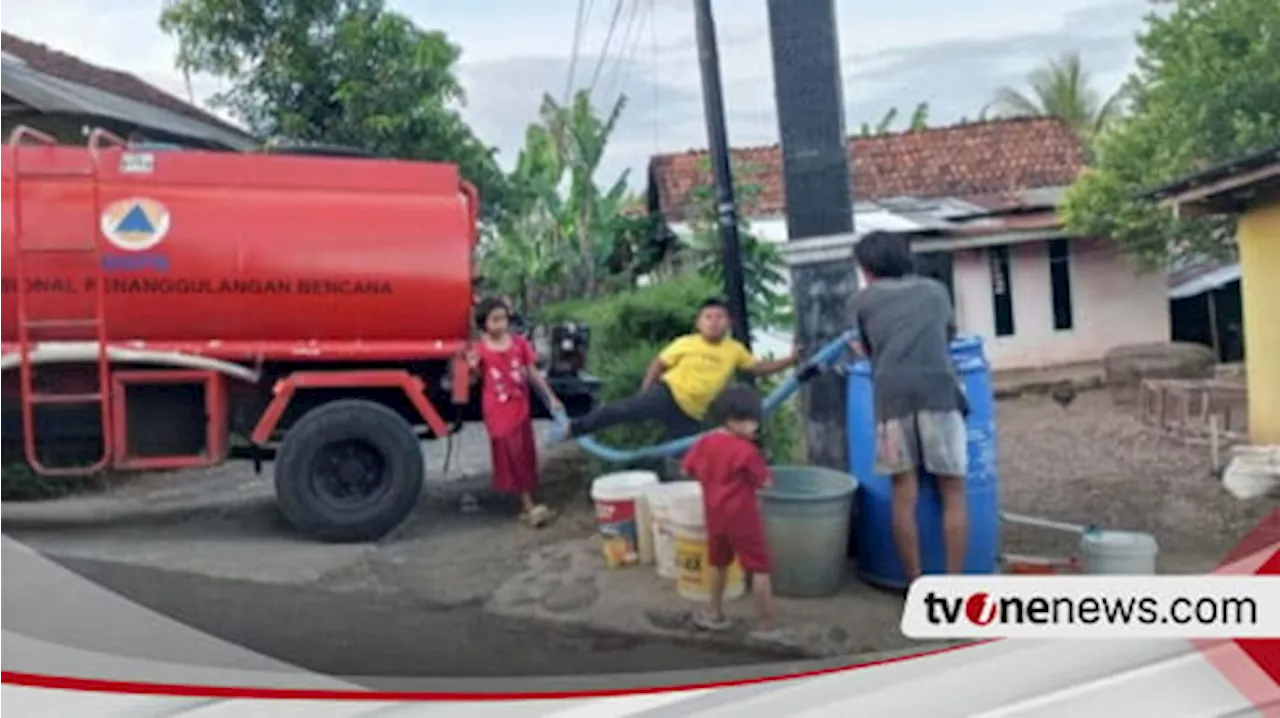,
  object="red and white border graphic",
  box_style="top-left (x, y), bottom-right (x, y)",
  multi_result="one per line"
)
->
top-left (3, 511), bottom-right (1278, 716)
